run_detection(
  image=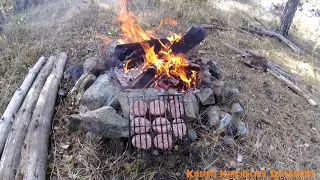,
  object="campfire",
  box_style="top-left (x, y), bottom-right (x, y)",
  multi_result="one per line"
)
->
top-left (114, 0), bottom-right (207, 92)
top-left (68, 0), bottom-right (243, 157)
